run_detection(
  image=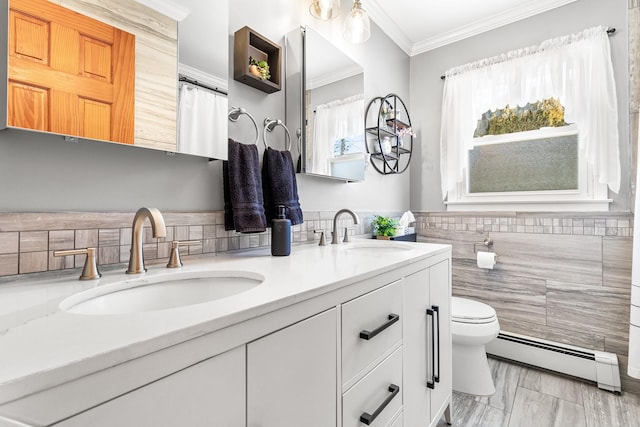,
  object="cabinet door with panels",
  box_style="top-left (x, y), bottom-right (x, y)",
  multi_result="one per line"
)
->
top-left (429, 259), bottom-right (452, 423)
top-left (56, 346), bottom-right (246, 427)
top-left (403, 260), bottom-right (452, 427)
top-left (402, 267), bottom-right (432, 425)
top-left (247, 307), bottom-right (337, 427)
